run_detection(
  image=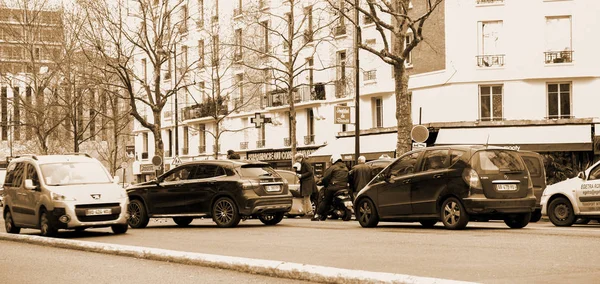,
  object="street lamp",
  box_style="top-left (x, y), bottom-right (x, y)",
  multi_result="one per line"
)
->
top-left (354, 0), bottom-right (360, 165)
